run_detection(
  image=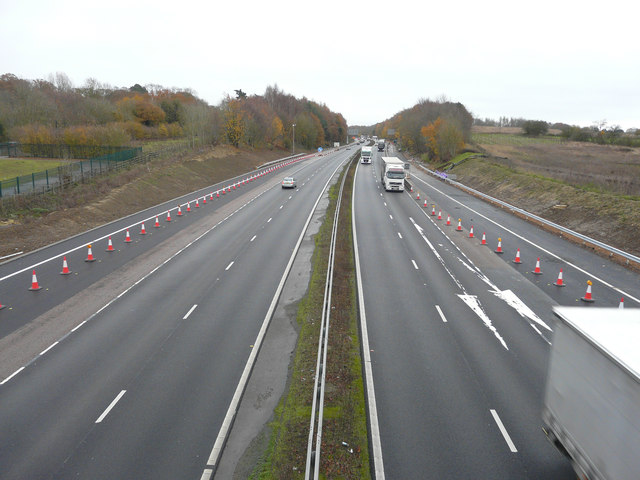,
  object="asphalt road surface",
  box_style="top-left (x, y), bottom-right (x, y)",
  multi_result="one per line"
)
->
top-left (0, 149), bottom-right (351, 479)
top-left (353, 145), bottom-right (638, 479)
